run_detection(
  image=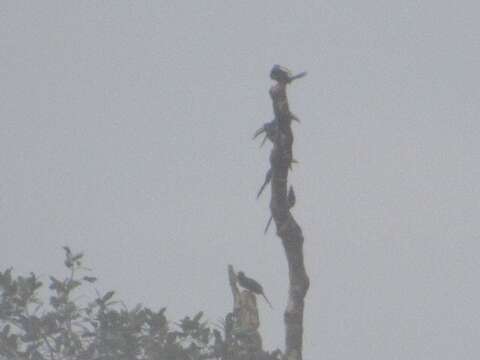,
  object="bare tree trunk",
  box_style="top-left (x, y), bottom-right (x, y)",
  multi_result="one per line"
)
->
top-left (257, 68), bottom-right (310, 360)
